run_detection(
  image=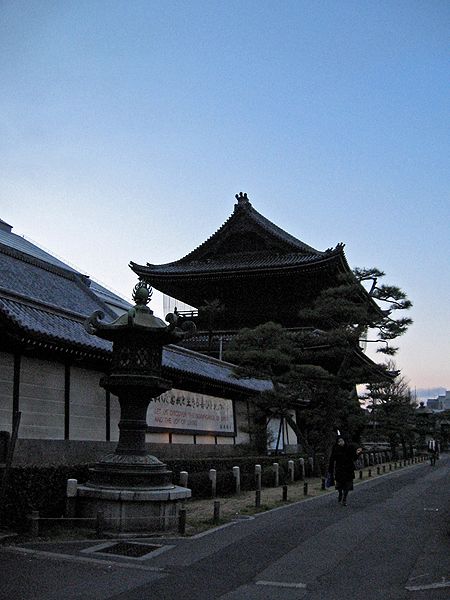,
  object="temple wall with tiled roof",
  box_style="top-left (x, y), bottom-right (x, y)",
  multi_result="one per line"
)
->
top-left (0, 220), bottom-right (287, 465)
